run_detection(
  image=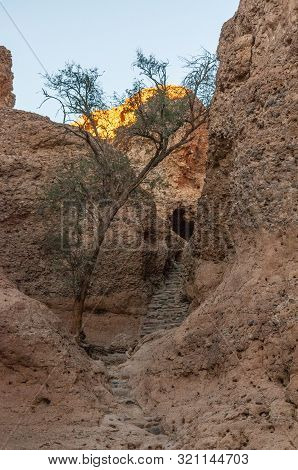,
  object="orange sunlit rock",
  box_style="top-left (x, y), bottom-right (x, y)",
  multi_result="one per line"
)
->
top-left (74, 85), bottom-right (187, 139)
